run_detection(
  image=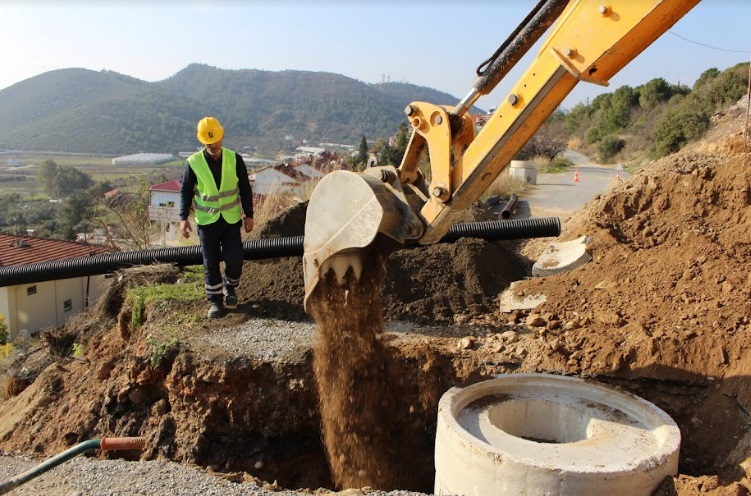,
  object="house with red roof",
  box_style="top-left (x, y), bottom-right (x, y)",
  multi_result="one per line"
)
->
top-left (0, 233), bottom-right (111, 340)
top-left (149, 179), bottom-right (182, 224)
